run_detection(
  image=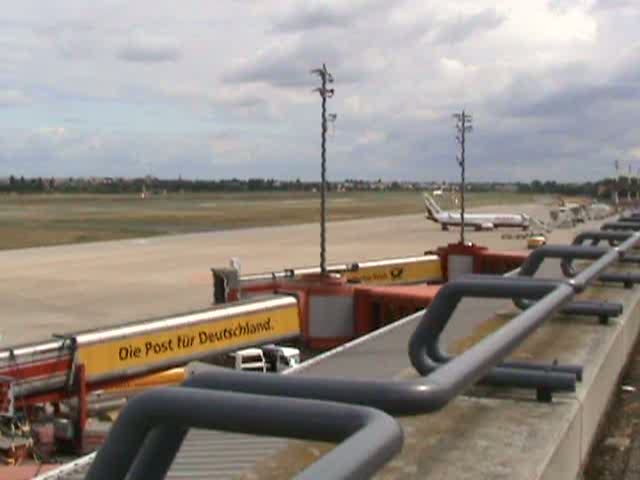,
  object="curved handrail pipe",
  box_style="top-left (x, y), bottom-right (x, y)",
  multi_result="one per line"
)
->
top-left (572, 232), bottom-right (640, 289)
top-left (618, 215), bottom-right (640, 222)
top-left (514, 245), bottom-right (624, 318)
top-left (85, 387), bottom-right (403, 480)
top-left (520, 245), bottom-right (608, 279)
top-left (602, 222), bottom-right (640, 231)
top-left (571, 230), bottom-right (633, 249)
top-left (407, 275), bottom-right (583, 384)
top-left (569, 231), bottom-right (640, 264)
